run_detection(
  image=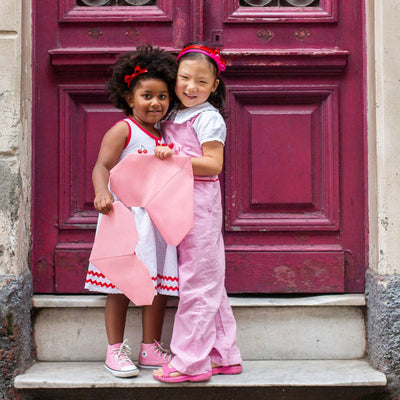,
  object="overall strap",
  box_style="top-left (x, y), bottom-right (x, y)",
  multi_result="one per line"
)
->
top-left (190, 113), bottom-right (201, 125)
